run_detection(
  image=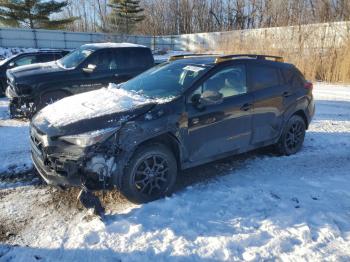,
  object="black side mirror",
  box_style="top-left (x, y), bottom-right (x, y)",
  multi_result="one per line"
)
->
top-left (199, 90), bottom-right (223, 106)
top-left (82, 64), bottom-right (96, 74)
top-left (8, 62), bottom-right (15, 68)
